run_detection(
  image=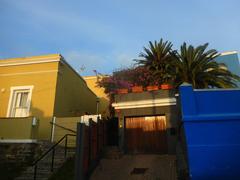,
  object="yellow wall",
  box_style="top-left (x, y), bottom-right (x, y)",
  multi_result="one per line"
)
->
top-left (84, 76), bottom-right (110, 117)
top-left (53, 117), bottom-right (81, 147)
top-left (0, 61), bottom-right (58, 139)
top-left (53, 61), bottom-right (97, 117)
